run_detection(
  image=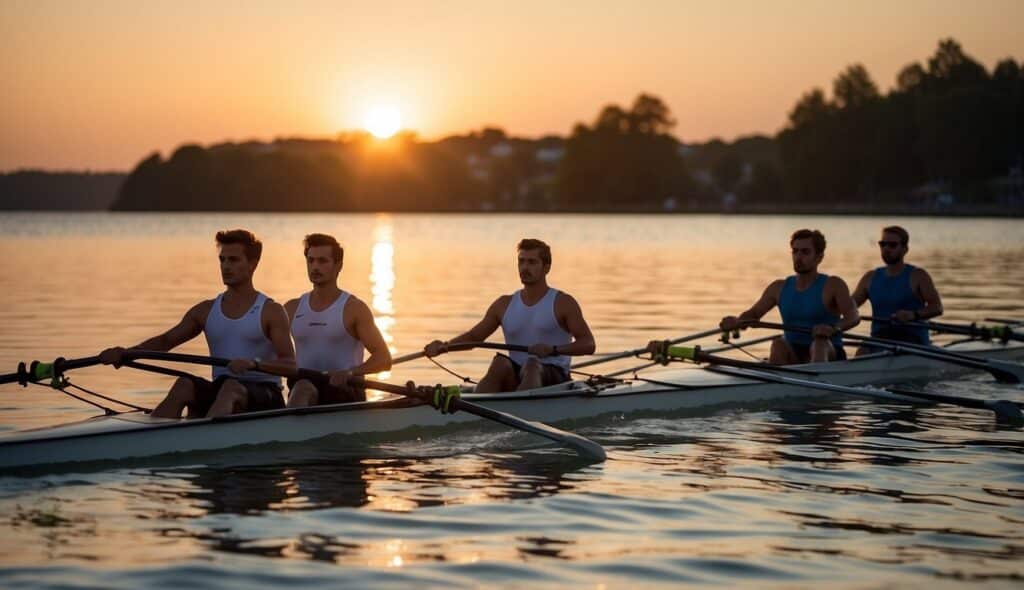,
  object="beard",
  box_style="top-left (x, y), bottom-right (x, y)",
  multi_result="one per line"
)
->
top-left (882, 251), bottom-right (903, 265)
